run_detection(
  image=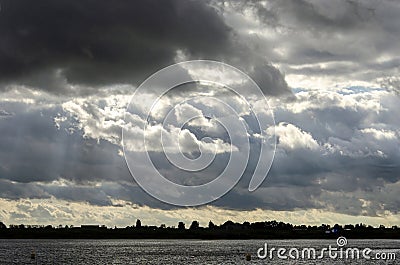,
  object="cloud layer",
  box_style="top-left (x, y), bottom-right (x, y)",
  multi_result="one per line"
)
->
top-left (0, 0), bottom-right (399, 226)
